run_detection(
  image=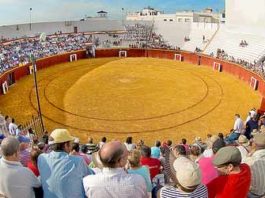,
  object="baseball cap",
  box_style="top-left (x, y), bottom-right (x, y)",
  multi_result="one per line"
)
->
top-left (17, 135), bottom-right (30, 143)
top-left (174, 159), bottom-right (201, 189)
top-left (49, 129), bottom-right (75, 144)
top-left (213, 146), bottom-right (241, 167)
